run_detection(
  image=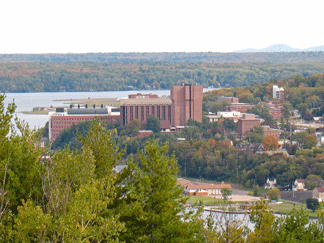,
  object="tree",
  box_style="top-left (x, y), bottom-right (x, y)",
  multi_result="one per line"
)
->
top-left (267, 188), bottom-right (280, 201)
top-left (145, 115), bottom-right (160, 133)
top-left (248, 126), bottom-right (264, 143)
top-left (281, 102), bottom-right (293, 124)
top-left (221, 188), bottom-right (232, 205)
top-left (124, 119), bottom-right (142, 137)
top-left (116, 142), bottom-right (203, 242)
top-left (247, 198), bottom-right (276, 242)
top-left (303, 134), bottom-right (317, 149)
top-left (262, 135), bottom-right (279, 151)
top-left (305, 174), bottom-right (321, 190)
top-left (306, 198), bottom-right (319, 211)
